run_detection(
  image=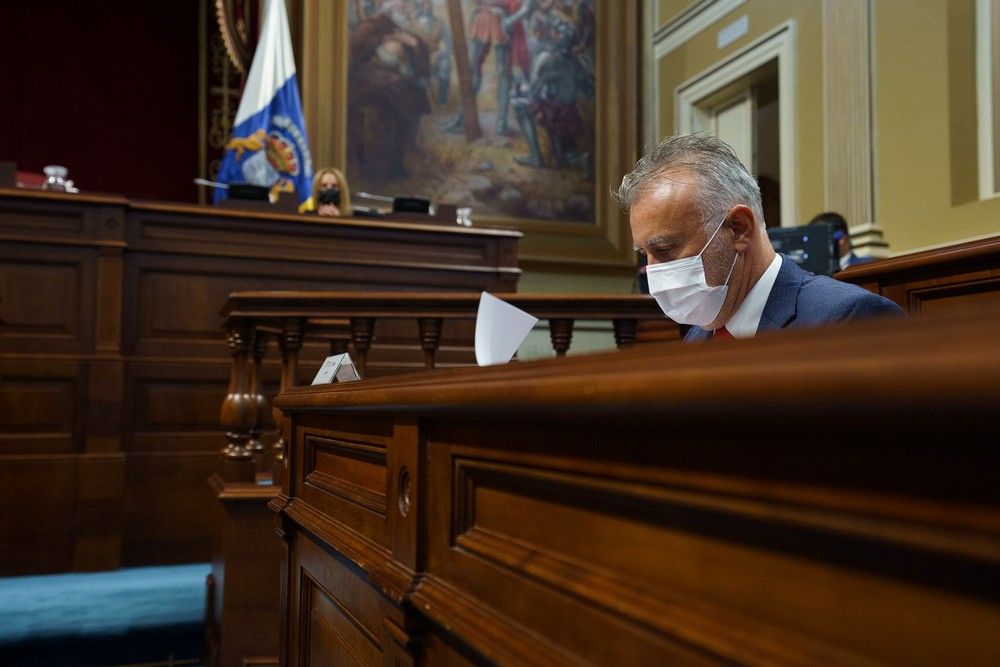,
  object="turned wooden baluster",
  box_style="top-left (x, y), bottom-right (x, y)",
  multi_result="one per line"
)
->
top-left (329, 337), bottom-right (349, 356)
top-left (349, 317), bottom-right (376, 377)
top-left (612, 318), bottom-right (639, 349)
top-left (246, 330), bottom-right (269, 474)
top-left (271, 317), bottom-right (304, 469)
top-left (418, 317), bottom-right (443, 370)
top-left (548, 318), bottom-right (575, 357)
top-left (219, 320), bottom-right (255, 482)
